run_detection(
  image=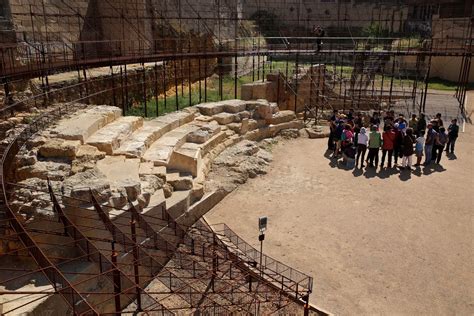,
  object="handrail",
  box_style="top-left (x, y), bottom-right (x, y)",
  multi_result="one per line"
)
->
top-left (89, 191), bottom-right (235, 313)
top-left (0, 107), bottom-right (99, 315)
top-left (127, 201), bottom-right (277, 310)
top-left (209, 222), bottom-right (313, 297)
top-left (47, 181), bottom-right (174, 314)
